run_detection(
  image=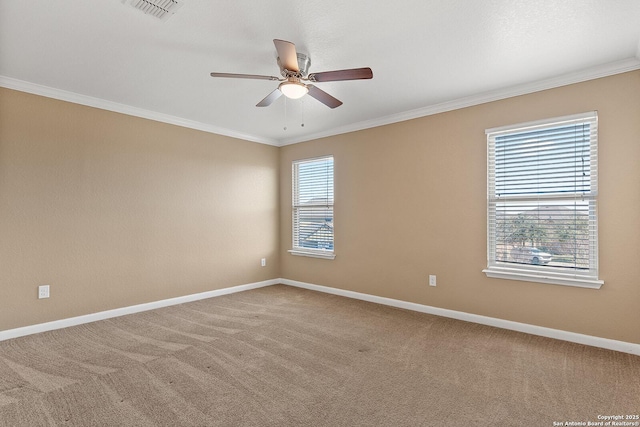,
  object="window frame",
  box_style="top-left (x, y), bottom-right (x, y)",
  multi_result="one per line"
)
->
top-left (289, 155), bottom-right (335, 260)
top-left (483, 112), bottom-right (603, 289)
